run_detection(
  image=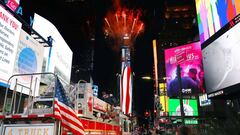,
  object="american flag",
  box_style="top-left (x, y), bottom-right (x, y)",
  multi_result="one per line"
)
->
top-left (54, 78), bottom-right (85, 135)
